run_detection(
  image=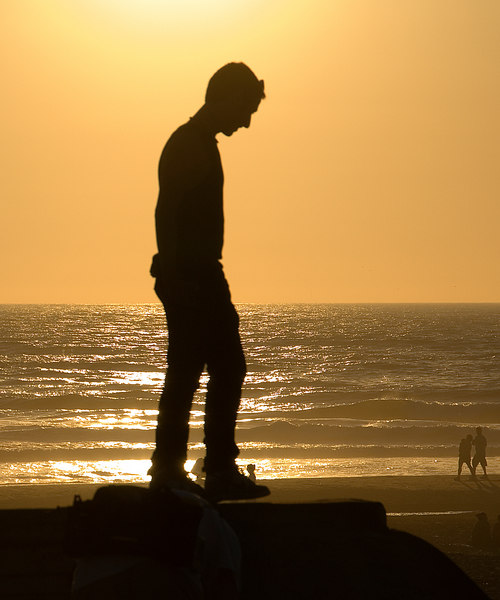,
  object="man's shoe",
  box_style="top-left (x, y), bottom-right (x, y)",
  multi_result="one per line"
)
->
top-left (149, 470), bottom-right (205, 496)
top-left (204, 467), bottom-right (271, 502)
